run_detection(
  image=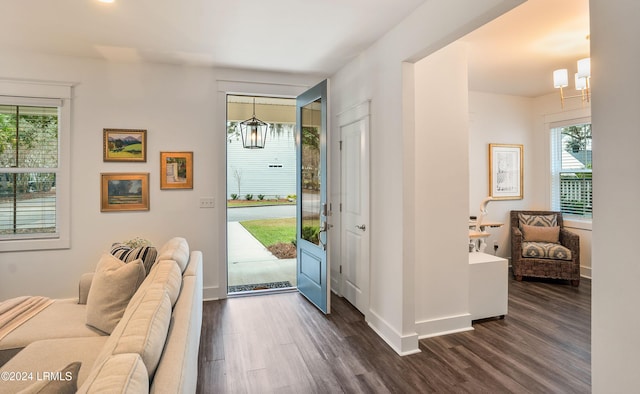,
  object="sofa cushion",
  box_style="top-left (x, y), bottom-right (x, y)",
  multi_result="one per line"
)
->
top-left (0, 299), bottom-right (105, 368)
top-left (0, 337), bottom-right (108, 393)
top-left (86, 254), bottom-right (146, 334)
top-left (17, 361), bottom-right (81, 394)
top-left (522, 242), bottom-right (572, 260)
top-left (95, 285), bottom-right (171, 379)
top-left (111, 243), bottom-right (158, 275)
top-left (77, 354), bottom-right (148, 394)
top-left (131, 260), bottom-right (182, 308)
top-left (156, 237), bottom-right (189, 272)
top-left (518, 213), bottom-right (557, 228)
top-left (151, 271), bottom-right (201, 393)
top-left (521, 224), bottom-right (560, 243)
